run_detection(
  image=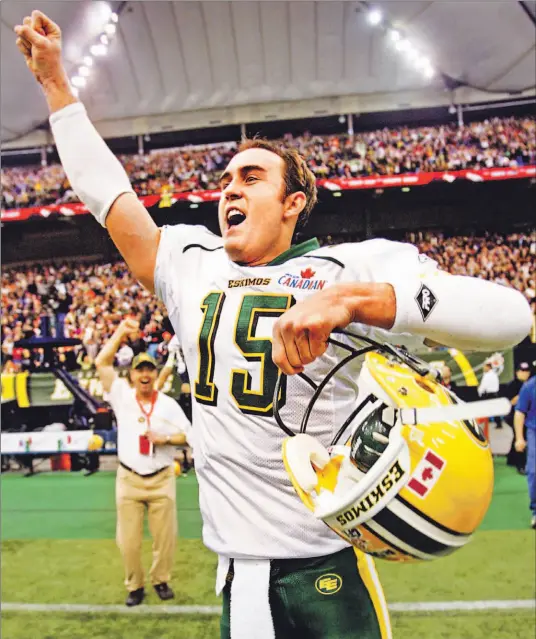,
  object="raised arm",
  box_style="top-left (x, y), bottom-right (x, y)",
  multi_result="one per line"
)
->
top-left (15, 11), bottom-right (159, 291)
top-left (95, 319), bottom-right (139, 393)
